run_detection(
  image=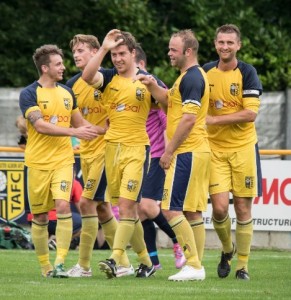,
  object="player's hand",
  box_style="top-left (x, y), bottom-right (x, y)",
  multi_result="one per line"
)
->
top-left (206, 115), bottom-right (216, 125)
top-left (159, 152), bottom-right (173, 170)
top-left (136, 74), bottom-right (157, 87)
top-left (102, 29), bottom-right (123, 51)
top-left (73, 125), bottom-right (99, 140)
top-left (94, 125), bottom-right (107, 135)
